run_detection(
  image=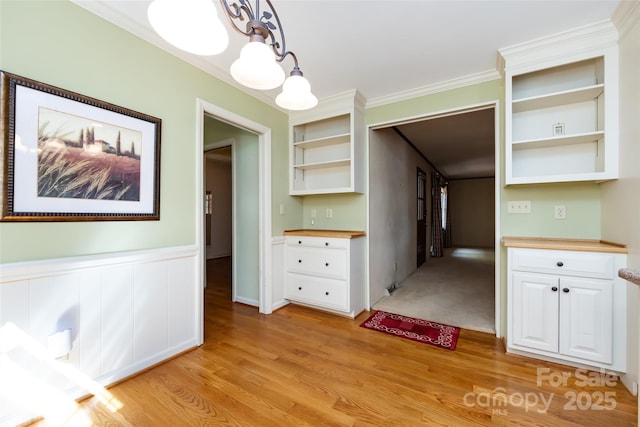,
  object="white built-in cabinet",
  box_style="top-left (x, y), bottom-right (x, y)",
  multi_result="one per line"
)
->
top-left (284, 230), bottom-right (365, 317)
top-left (500, 21), bottom-right (619, 184)
top-left (289, 90), bottom-right (365, 195)
top-left (506, 243), bottom-right (627, 372)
